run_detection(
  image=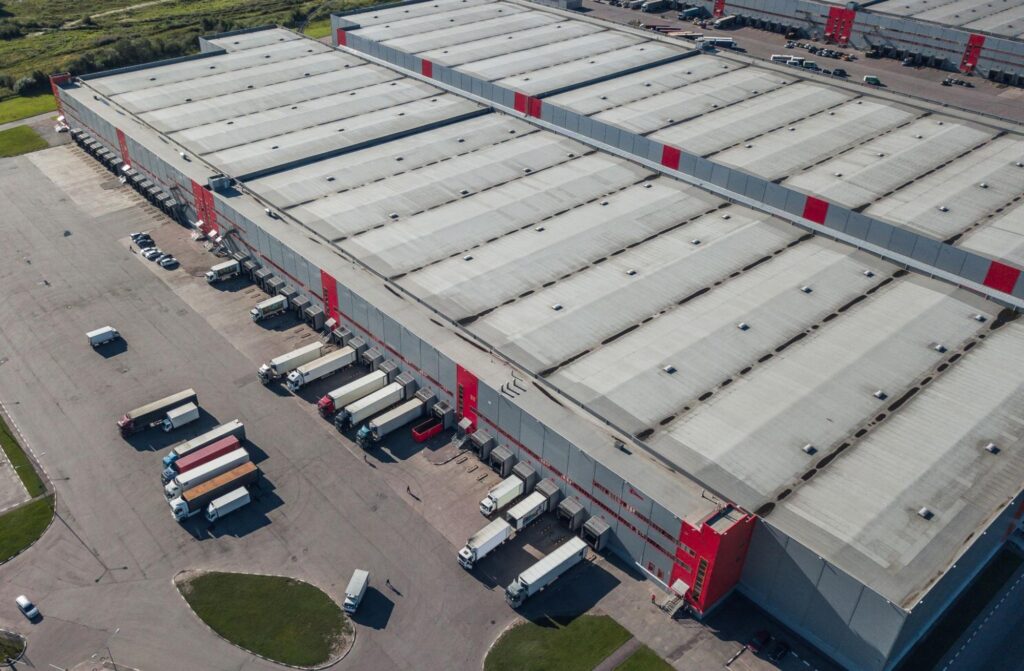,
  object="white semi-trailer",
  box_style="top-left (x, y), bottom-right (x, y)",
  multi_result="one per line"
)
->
top-left (164, 448), bottom-right (250, 499)
top-left (317, 370), bottom-right (387, 417)
top-left (458, 519), bottom-right (514, 570)
top-left (505, 538), bottom-right (588, 608)
top-left (480, 475), bottom-right (524, 517)
top-left (506, 491), bottom-right (549, 531)
top-left (285, 347), bottom-right (356, 392)
top-left (335, 382), bottom-right (403, 430)
top-left (258, 342), bottom-right (326, 384)
top-left (356, 391), bottom-right (434, 448)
